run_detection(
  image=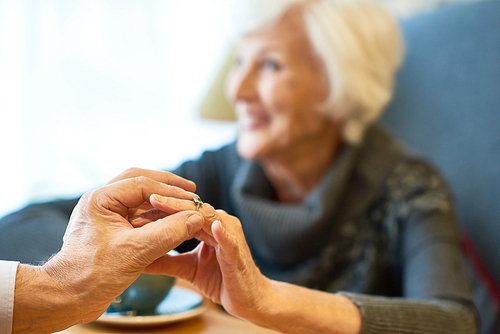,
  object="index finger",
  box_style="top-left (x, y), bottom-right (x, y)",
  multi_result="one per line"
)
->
top-left (105, 168), bottom-right (196, 192)
top-left (149, 196), bottom-right (220, 236)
